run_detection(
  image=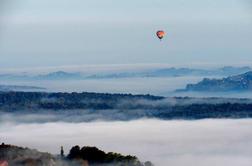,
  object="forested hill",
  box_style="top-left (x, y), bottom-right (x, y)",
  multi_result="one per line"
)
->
top-left (0, 91), bottom-right (252, 120)
top-left (0, 91), bottom-right (163, 110)
top-left (0, 143), bottom-right (152, 166)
